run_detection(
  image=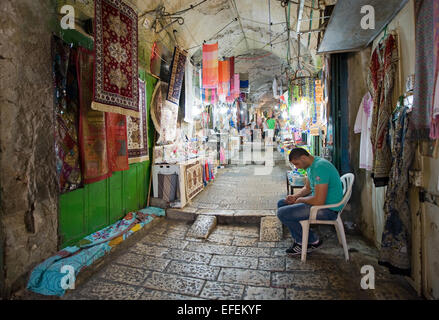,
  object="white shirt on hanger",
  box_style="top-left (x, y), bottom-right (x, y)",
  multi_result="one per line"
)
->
top-left (354, 92), bottom-right (374, 171)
